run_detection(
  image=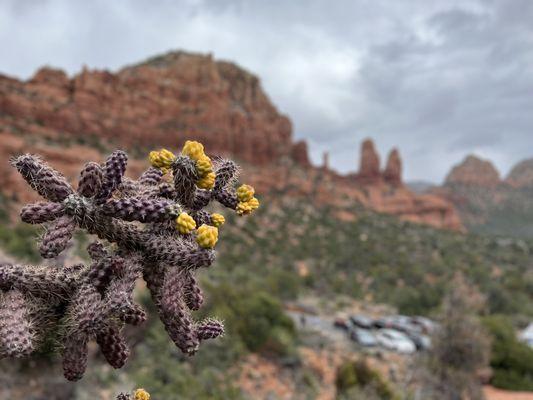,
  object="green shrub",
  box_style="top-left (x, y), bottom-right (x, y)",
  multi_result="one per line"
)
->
top-left (483, 315), bottom-right (533, 390)
top-left (233, 291), bottom-right (296, 356)
top-left (199, 281), bottom-right (297, 357)
top-left (0, 223), bottom-right (40, 262)
top-left (336, 359), bottom-right (396, 400)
